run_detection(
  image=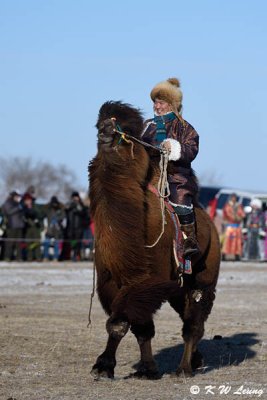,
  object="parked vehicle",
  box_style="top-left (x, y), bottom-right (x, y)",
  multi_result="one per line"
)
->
top-left (198, 185), bottom-right (222, 209)
top-left (208, 188), bottom-right (267, 236)
top-left (215, 189), bottom-right (267, 216)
